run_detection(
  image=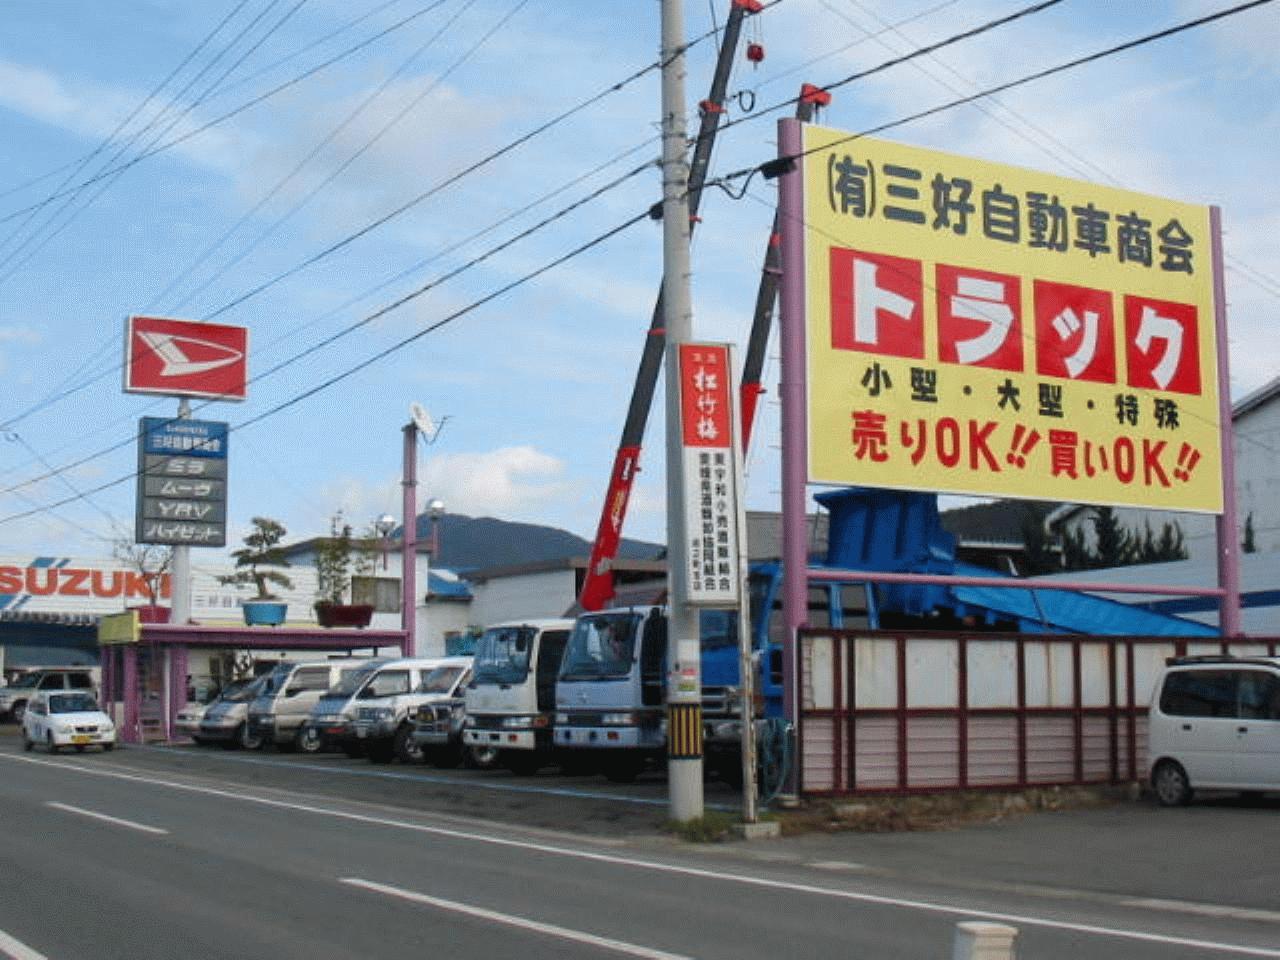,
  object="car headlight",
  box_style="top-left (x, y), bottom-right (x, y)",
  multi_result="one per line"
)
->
top-left (56, 723), bottom-right (74, 734)
top-left (374, 708), bottom-right (394, 720)
top-left (554, 712), bottom-right (569, 725)
top-left (500, 716), bottom-right (530, 729)
top-left (600, 712), bottom-right (635, 726)
top-left (463, 716), bottom-right (476, 727)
